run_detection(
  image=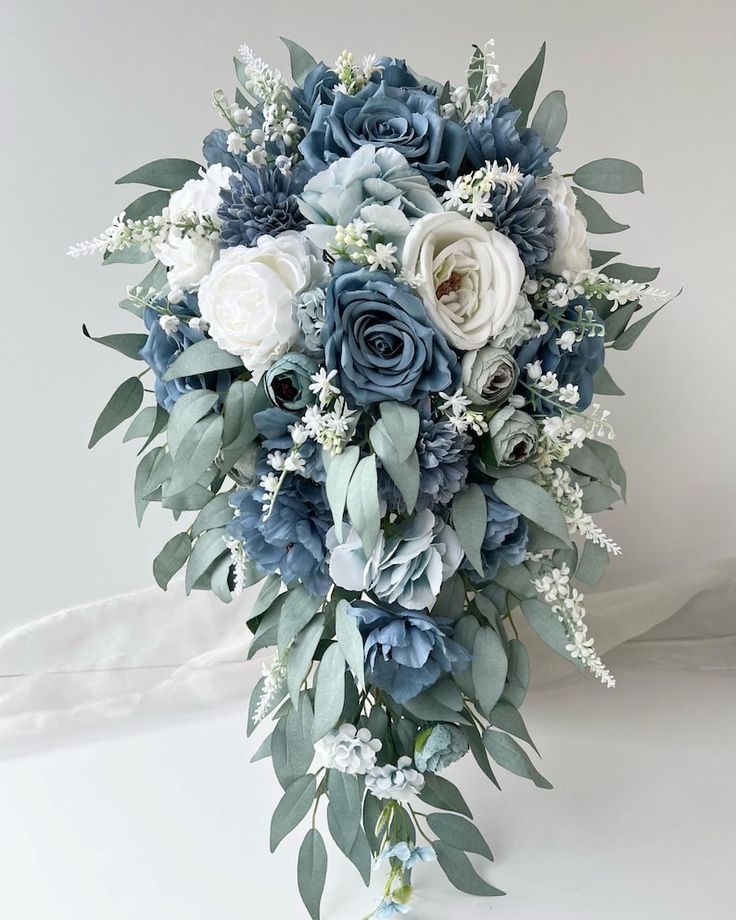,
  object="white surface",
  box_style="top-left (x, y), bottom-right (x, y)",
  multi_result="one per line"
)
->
top-left (1, 652), bottom-right (733, 919)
